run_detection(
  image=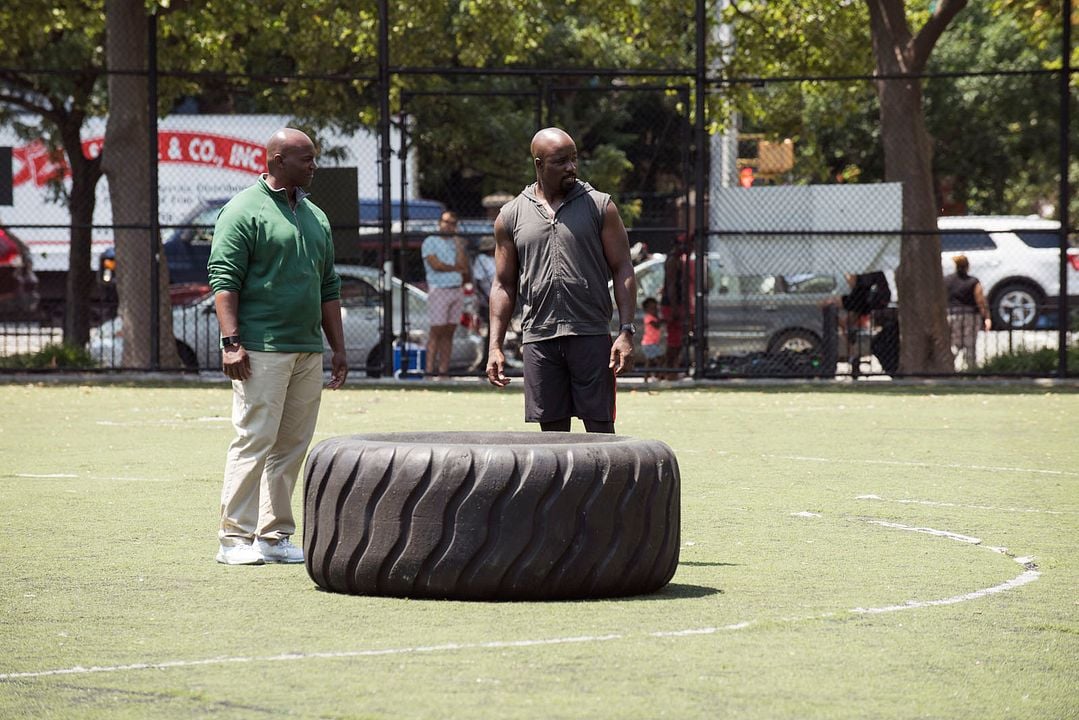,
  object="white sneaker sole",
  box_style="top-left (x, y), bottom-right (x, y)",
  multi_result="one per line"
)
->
top-left (255, 541), bottom-right (304, 564)
top-left (215, 551), bottom-right (265, 566)
top-left (259, 553), bottom-right (304, 564)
